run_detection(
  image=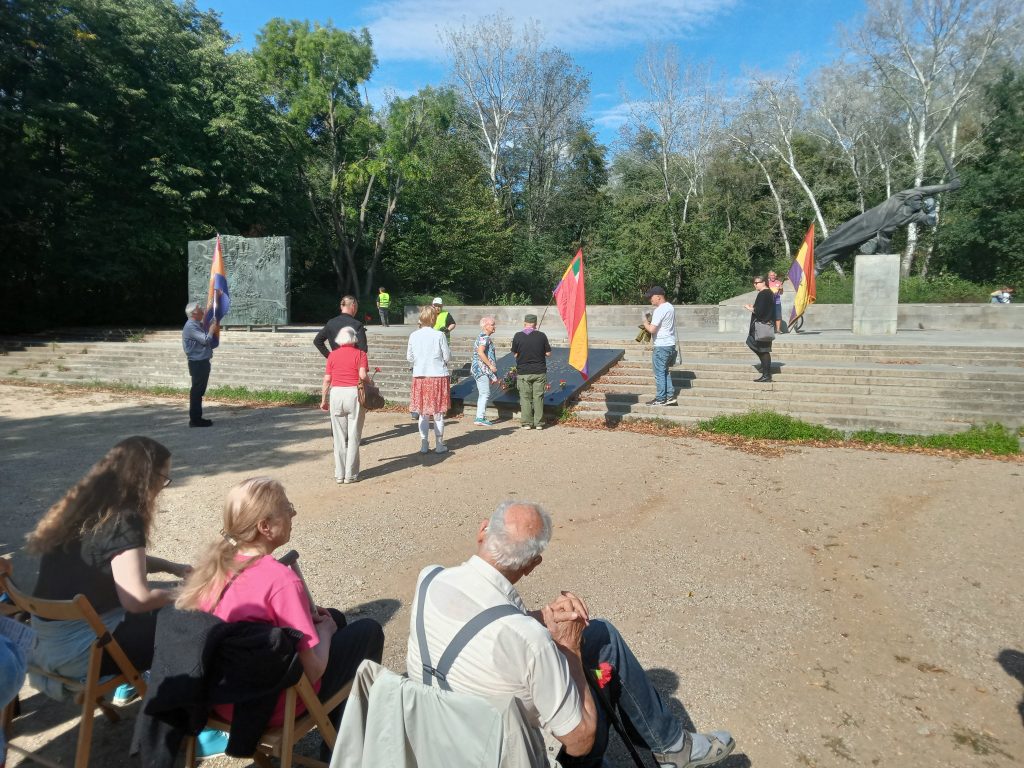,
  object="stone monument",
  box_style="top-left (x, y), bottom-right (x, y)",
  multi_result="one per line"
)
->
top-left (187, 236), bottom-right (290, 327)
top-left (852, 254), bottom-right (900, 335)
